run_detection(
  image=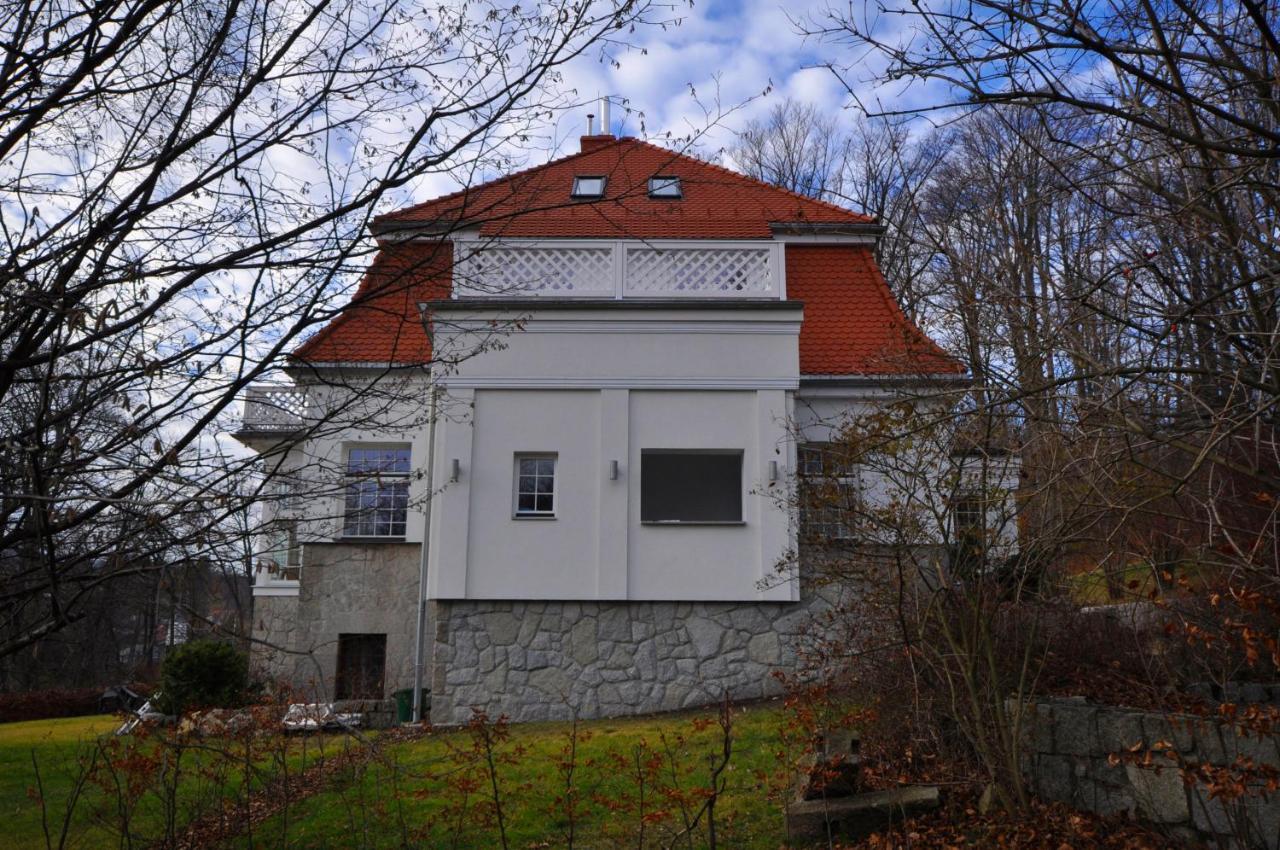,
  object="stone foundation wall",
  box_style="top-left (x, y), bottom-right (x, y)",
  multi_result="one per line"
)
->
top-left (253, 542), bottom-right (424, 701)
top-left (428, 584), bottom-right (853, 724)
top-left (1019, 696), bottom-right (1280, 849)
top-left (250, 594), bottom-right (301, 683)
